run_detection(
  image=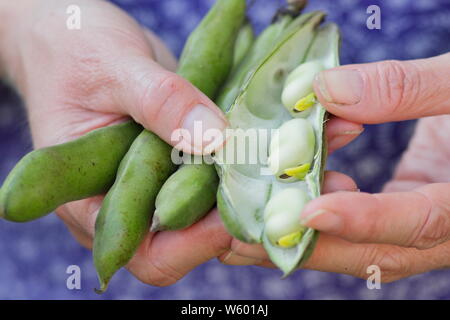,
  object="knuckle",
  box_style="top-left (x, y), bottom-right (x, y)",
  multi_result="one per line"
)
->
top-left (355, 210), bottom-right (381, 244)
top-left (210, 229), bottom-right (233, 254)
top-left (197, 214), bottom-right (233, 255)
top-left (374, 60), bottom-right (418, 117)
top-left (200, 219), bottom-right (233, 265)
top-left (158, 73), bottom-right (185, 91)
top-left (142, 259), bottom-right (183, 287)
top-left (354, 245), bottom-right (410, 283)
top-left (140, 73), bottom-right (187, 124)
top-left (411, 191), bottom-right (450, 249)
top-left (372, 246), bottom-right (411, 283)
top-left (352, 245), bottom-right (379, 279)
top-left (413, 213), bottom-right (450, 249)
